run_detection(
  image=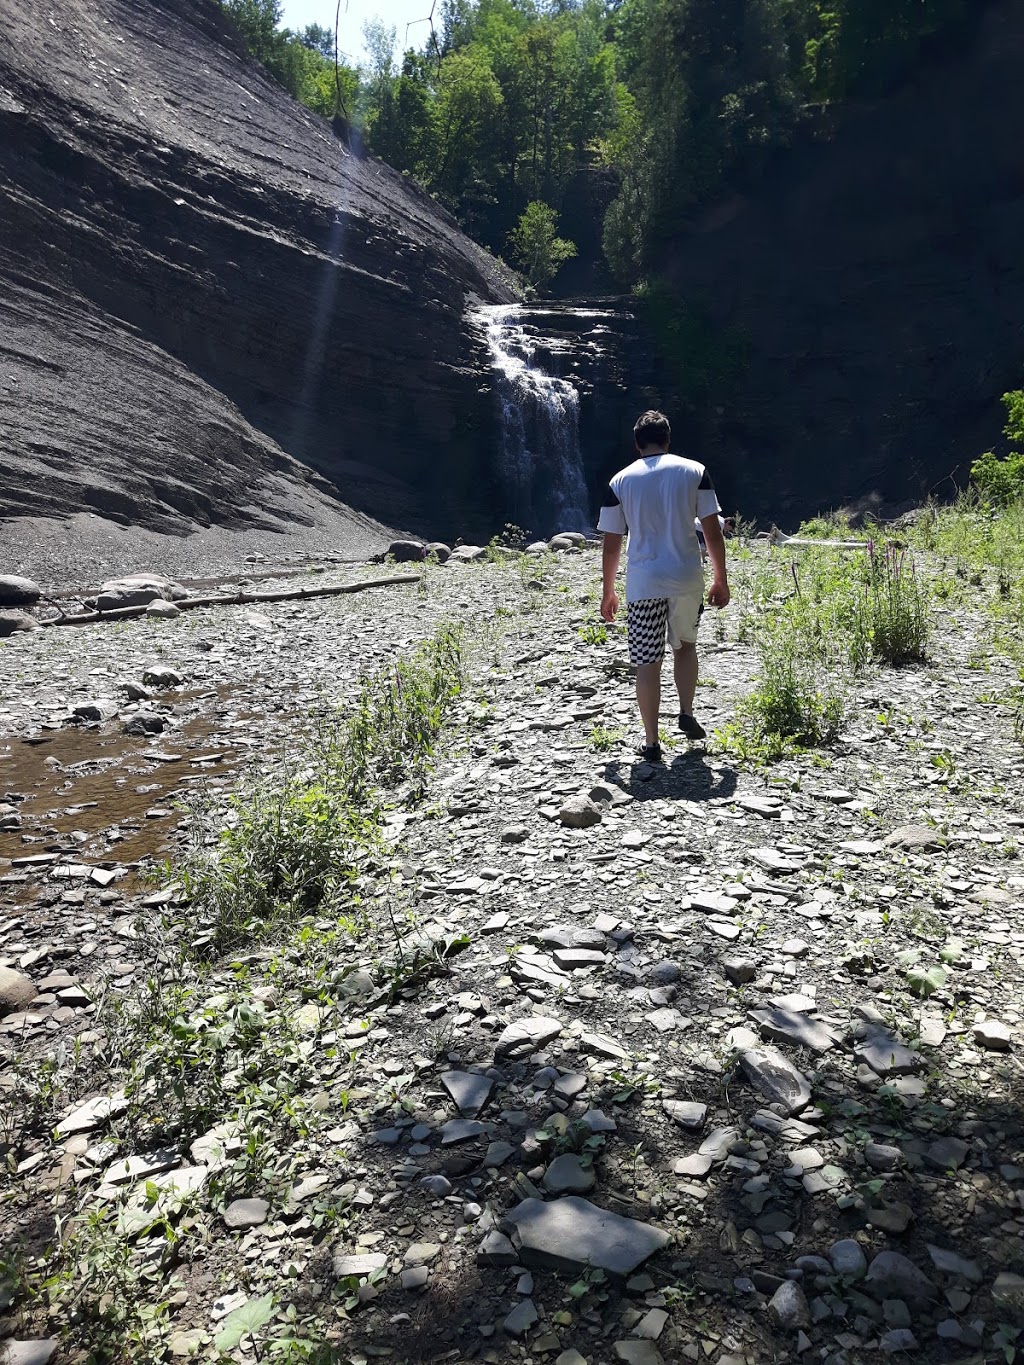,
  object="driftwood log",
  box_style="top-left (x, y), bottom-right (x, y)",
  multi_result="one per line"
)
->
top-left (36, 574), bottom-right (423, 628)
top-left (768, 528), bottom-right (870, 551)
